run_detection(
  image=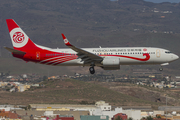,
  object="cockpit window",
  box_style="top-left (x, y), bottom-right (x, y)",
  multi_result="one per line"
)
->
top-left (165, 51), bottom-right (172, 54)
